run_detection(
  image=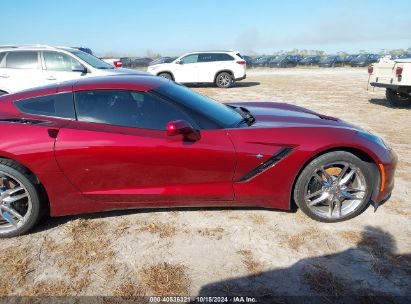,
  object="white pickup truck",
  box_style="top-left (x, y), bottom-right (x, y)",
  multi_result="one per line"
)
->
top-left (369, 58), bottom-right (411, 107)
